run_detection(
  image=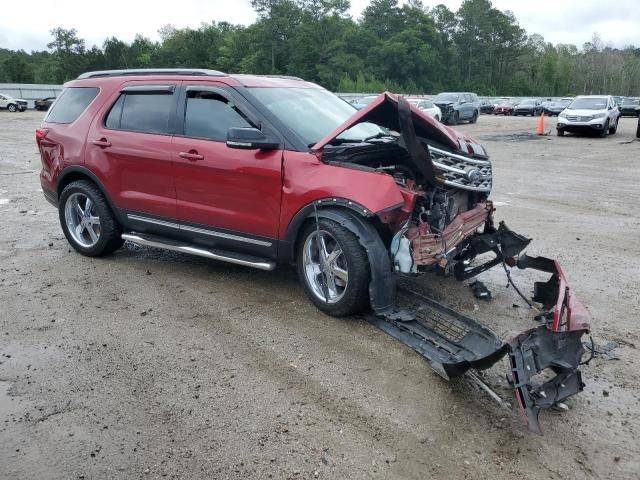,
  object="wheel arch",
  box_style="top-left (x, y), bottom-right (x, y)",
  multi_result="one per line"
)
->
top-left (284, 202), bottom-right (396, 315)
top-left (56, 167), bottom-right (123, 223)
